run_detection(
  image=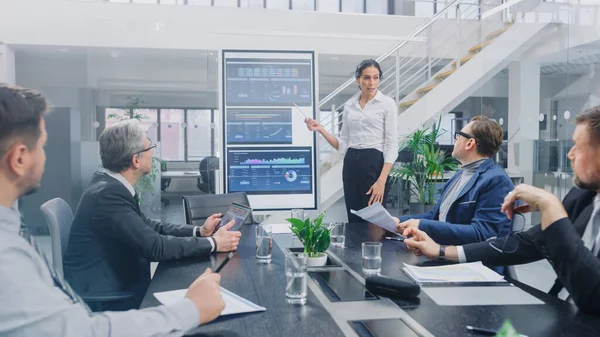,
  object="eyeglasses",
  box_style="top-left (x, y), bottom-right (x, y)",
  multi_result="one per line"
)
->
top-left (134, 143), bottom-right (157, 157)
top-left (454, 130), bottom-right (479, 145)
